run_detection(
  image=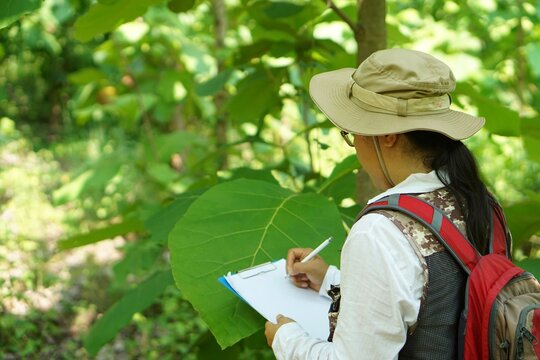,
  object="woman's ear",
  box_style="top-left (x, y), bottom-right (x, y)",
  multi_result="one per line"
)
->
top-left (380, 134), bottom-right (399, 148)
